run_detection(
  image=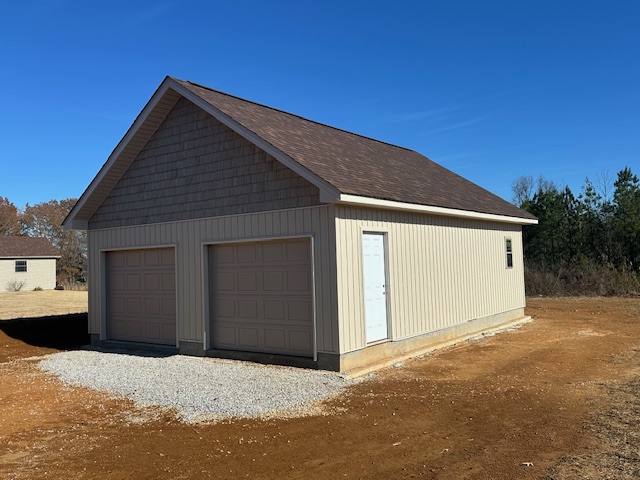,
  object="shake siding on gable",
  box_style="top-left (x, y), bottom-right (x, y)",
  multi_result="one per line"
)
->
top-left (89, 98), bottom-right (320, 230)
top-left (87, 205), bottom-right (339, 354)
top-left (334, 206), bottom-right (525, 354)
